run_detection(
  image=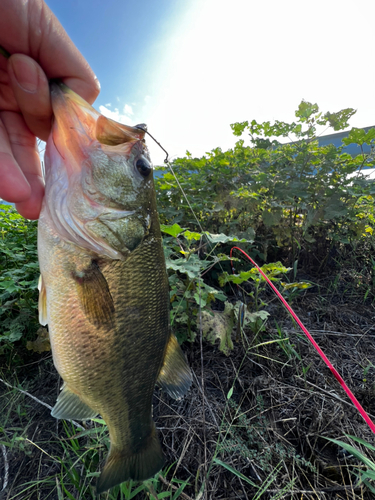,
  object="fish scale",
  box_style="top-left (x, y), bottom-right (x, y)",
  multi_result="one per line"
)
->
top-left (38, 82), bottom-right (192, 493)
